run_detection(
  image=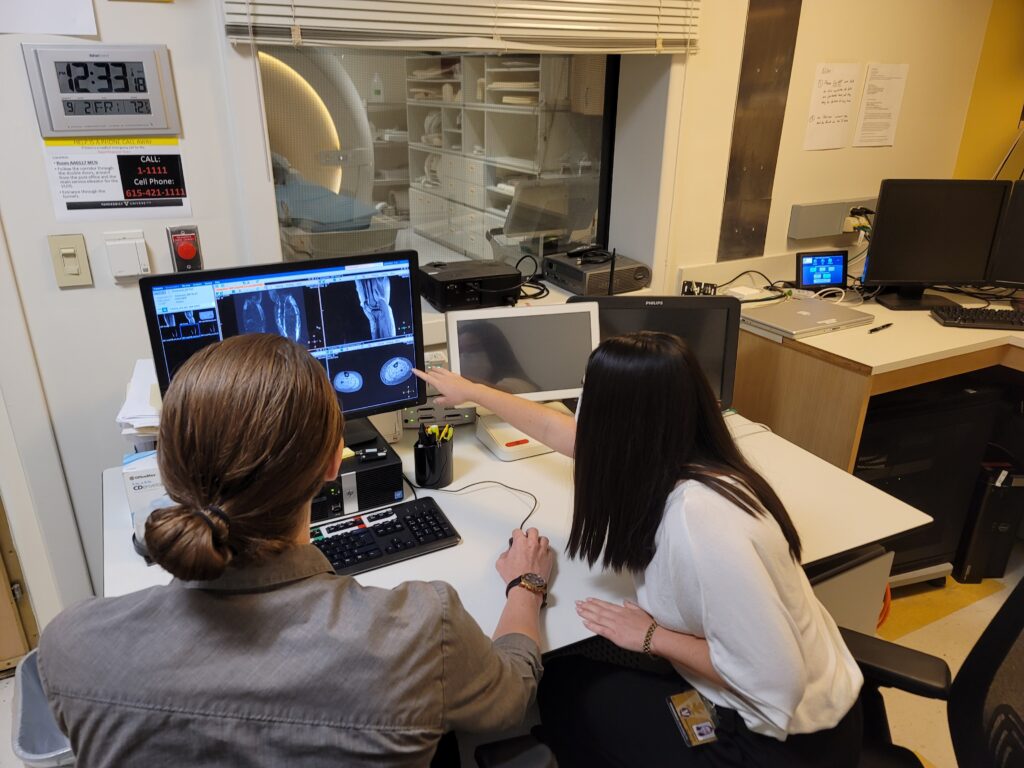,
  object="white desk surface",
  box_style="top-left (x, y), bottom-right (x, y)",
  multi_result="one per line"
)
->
top-left (783, 295), bottom-right (1024, 375)
top-left (102, 413), bottom-right (929, 652)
